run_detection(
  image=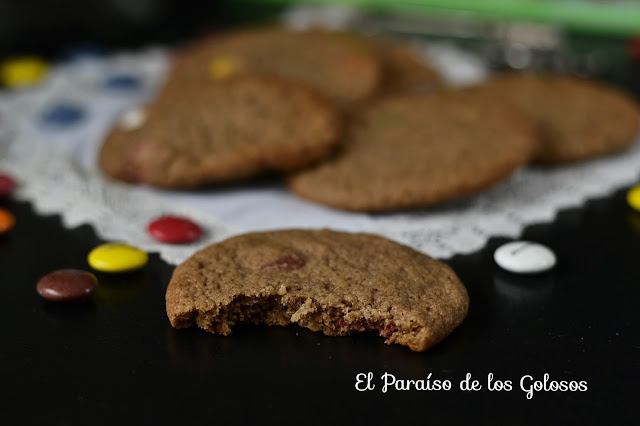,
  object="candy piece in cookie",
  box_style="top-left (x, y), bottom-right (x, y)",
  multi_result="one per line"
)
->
top-left (99, 76), bottom-right (340, 188)
top-left (287, 90), bottom-right (537, 212)
top-left (469, 73), bottom-right (640, 163)
top-left (165, 229), bottom-right (469, 352)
